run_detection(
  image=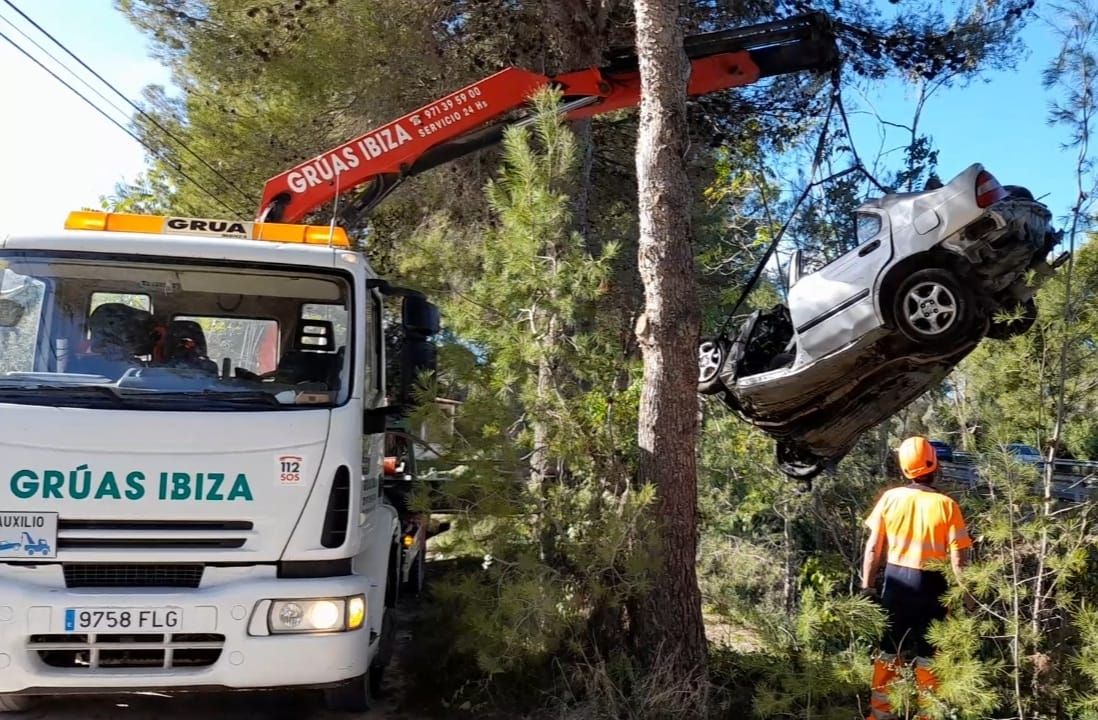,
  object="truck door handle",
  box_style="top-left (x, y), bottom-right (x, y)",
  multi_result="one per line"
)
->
top-left (858, 239), bottom-right (880, 256)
